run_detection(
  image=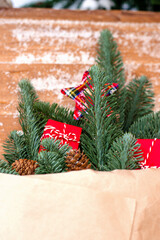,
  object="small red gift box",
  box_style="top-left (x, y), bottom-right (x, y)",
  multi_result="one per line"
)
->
top-left (137, 139), bottom-right (160, 169)
top-left (39, 119), bottom-right (82, 151)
